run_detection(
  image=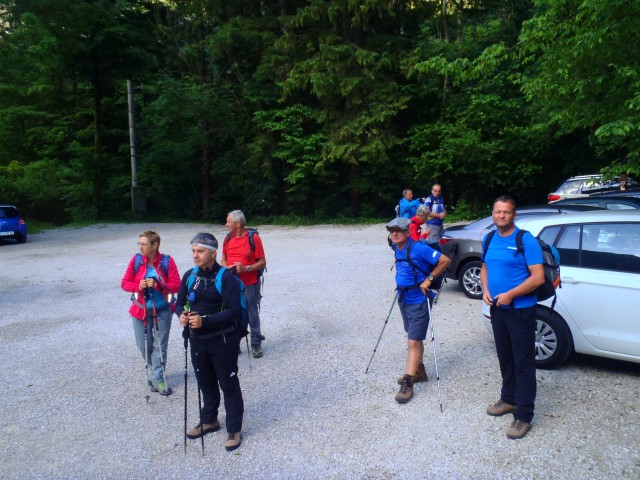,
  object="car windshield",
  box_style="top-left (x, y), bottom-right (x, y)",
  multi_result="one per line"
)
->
top-left (0, 207), bottom-right (19, 219)
top-left (556, 179), bottom-right (584, 195)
